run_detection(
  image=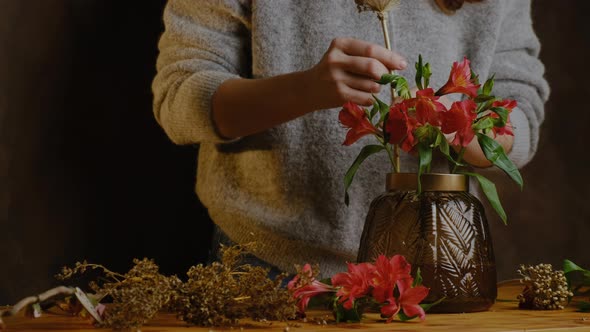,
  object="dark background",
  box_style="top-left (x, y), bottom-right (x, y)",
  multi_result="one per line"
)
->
top-left (0, 1), bottom-right (588, 304)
